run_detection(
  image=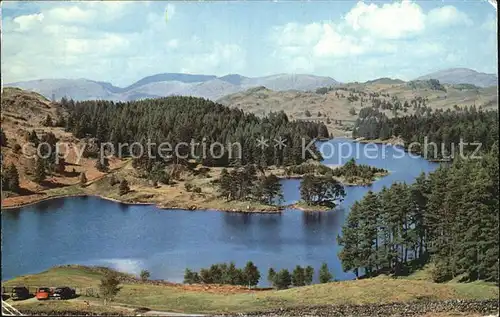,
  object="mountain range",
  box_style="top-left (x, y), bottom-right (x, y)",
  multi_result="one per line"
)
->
top-left (5, 68), bottom-right (497, 102)
top-left (415, 68), bottom-right (497, 88)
